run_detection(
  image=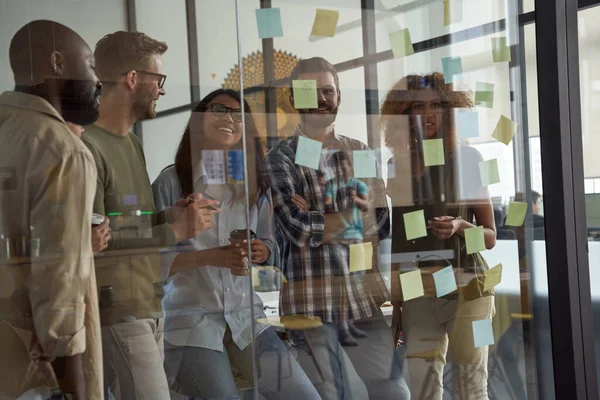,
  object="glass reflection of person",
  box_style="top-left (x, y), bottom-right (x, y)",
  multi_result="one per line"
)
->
top-left (265, 57), bottom-right (410, 399)
top-left (0, 20), bottom-right (103, 399)
top-left (152, 89), bottom-right (319, 400)
top-left (382, 73), bottom-right (497, 400)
